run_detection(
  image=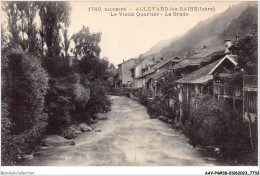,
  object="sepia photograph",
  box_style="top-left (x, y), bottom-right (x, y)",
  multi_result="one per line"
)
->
top-left (1, 0), bottom-right (259, 175)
